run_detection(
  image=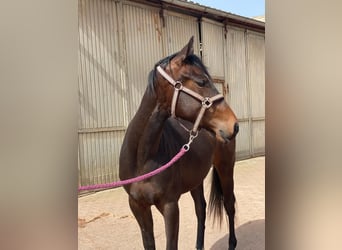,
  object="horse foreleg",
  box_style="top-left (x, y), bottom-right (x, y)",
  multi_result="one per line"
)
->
top-left (129, 196), bottom-right (155, 250)
top-left (190, 184), bottom-right (206, 250)
top-left (157, 201), bottom-right (180, 250)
